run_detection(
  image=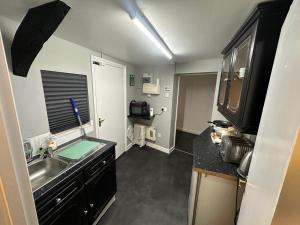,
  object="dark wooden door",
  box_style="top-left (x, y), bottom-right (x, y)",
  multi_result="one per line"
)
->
top-left (39, 187), bottom-right (88, 225)
top-left (85, 162), bottom-right (117, 224)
